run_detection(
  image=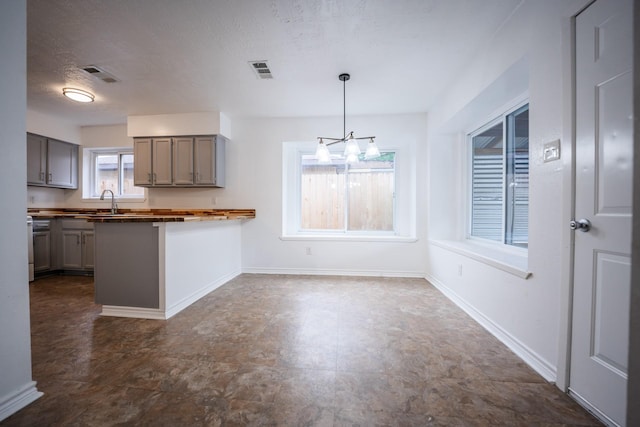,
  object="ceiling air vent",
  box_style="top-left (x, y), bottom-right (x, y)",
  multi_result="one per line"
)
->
top-left (249, 61), bottom-right (273, 79)
top-left (81, 65), bottom-right (119, 83)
